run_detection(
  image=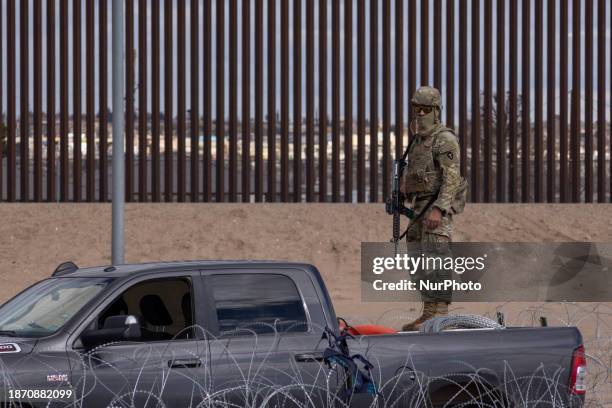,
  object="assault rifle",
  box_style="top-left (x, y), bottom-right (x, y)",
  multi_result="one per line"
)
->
top-left (385, 147), bottom-right (414, 255)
